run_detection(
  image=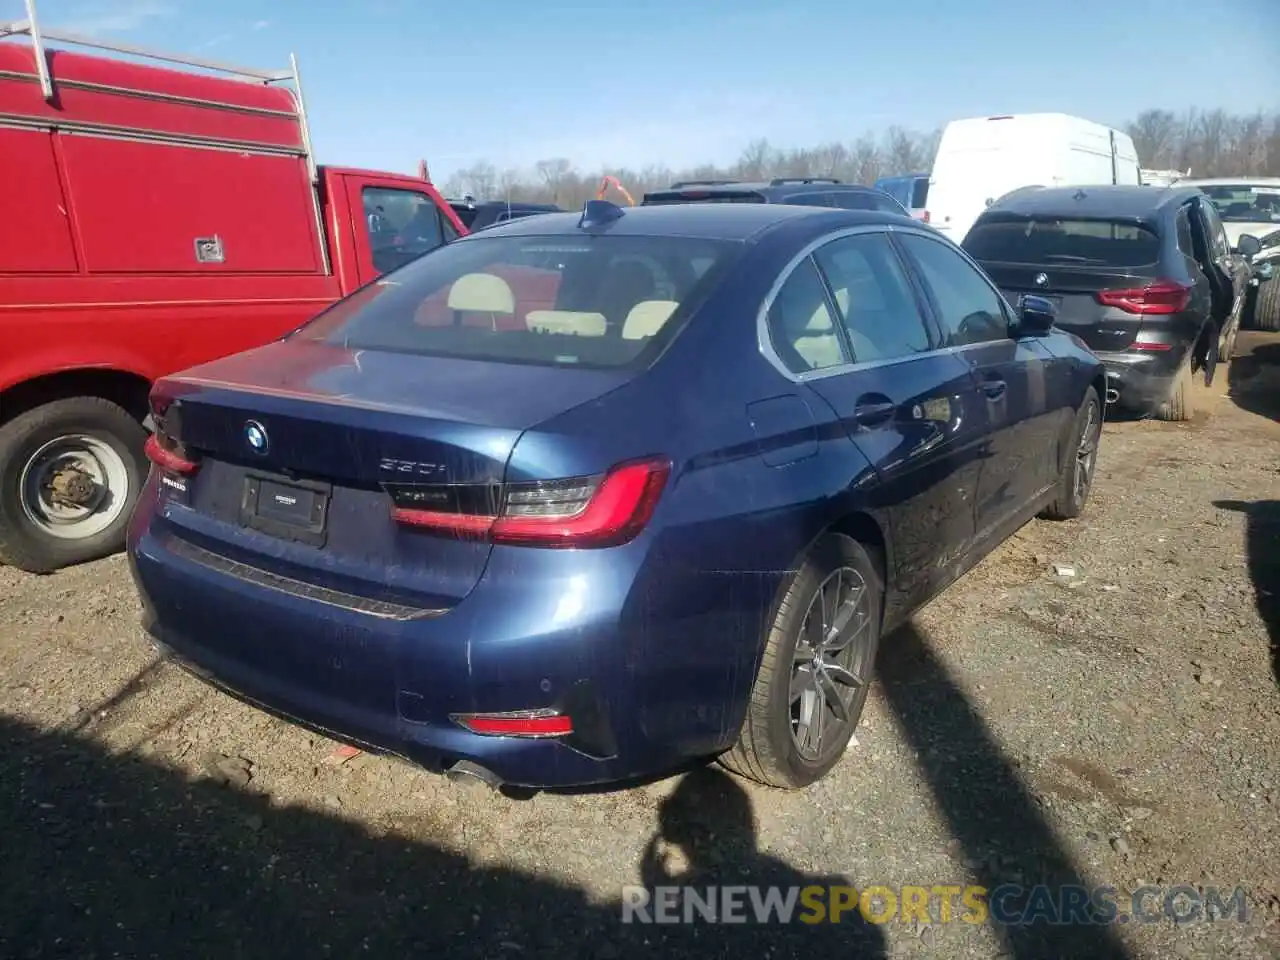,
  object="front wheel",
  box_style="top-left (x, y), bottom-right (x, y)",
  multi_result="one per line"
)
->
top-left (720, 534), bottom-right (883, 789)
top-left (0, 398), bottom-right (148, 574)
